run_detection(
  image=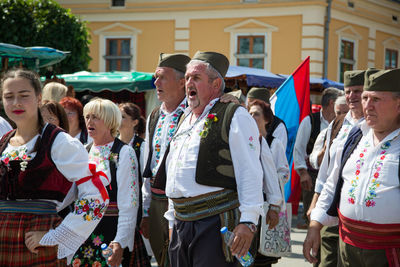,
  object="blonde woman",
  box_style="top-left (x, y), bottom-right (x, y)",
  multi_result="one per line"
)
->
top-left (42, 82), bottom-right (68, 103)
top-left (72, 98), bottom-right (139, 267)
